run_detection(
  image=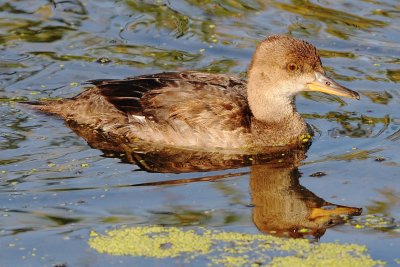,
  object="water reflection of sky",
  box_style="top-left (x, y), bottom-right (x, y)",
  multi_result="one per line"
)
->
top-left (1, 0), bottom-right (400, 266)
